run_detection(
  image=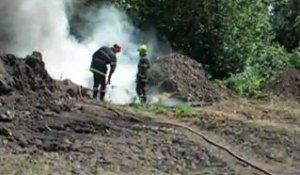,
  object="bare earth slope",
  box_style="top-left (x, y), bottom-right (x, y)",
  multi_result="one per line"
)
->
top-left (0, 53), bottom-right (299, 175)
top-left (263, 68), bottom-right (300, 102)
